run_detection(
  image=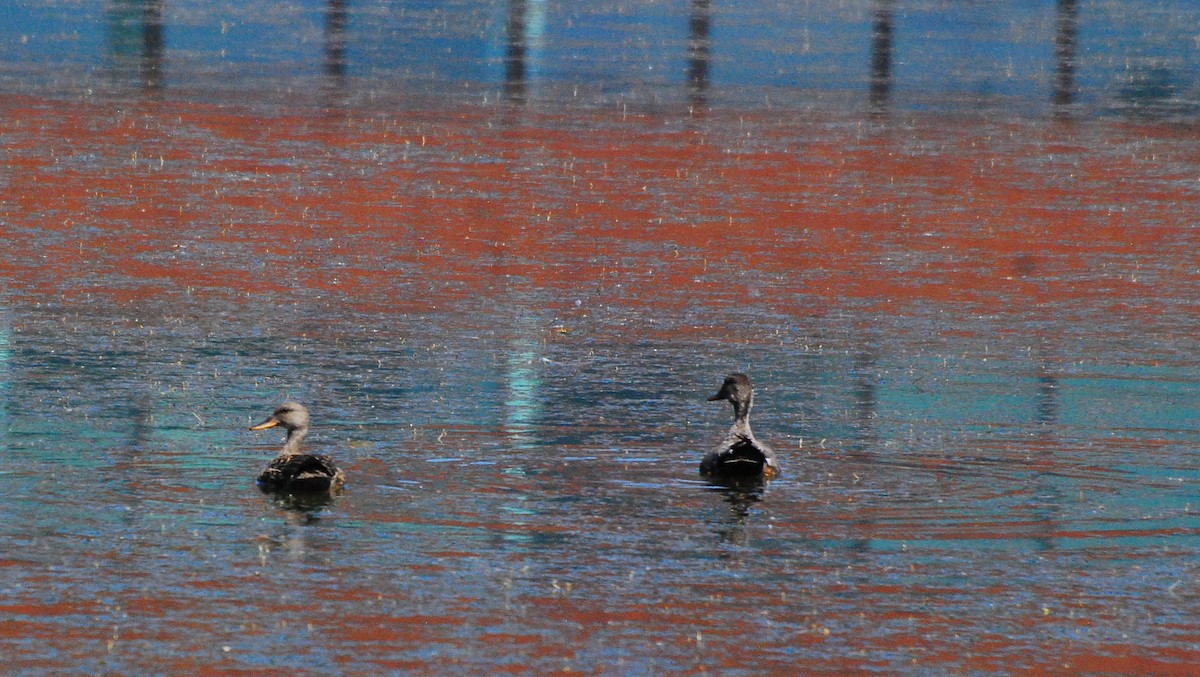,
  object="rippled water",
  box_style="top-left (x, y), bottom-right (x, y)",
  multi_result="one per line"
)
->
top-left (2, 94), bottom-right (1198, 673)
top-left (3, 3), bottom-right (1200, 673)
